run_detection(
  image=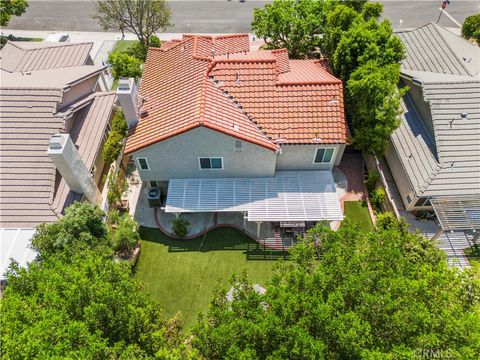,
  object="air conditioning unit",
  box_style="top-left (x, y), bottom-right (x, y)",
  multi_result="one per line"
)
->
top-left (147, 187), bottom-right (161, 207)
